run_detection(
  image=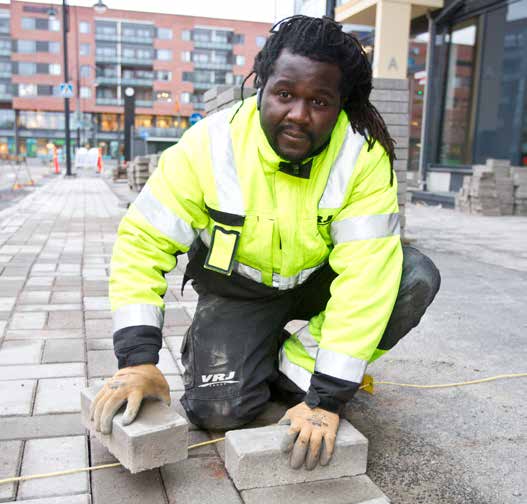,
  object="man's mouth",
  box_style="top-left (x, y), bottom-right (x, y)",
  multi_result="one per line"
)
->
top-left (280, 128), bottom-right (309, 141)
